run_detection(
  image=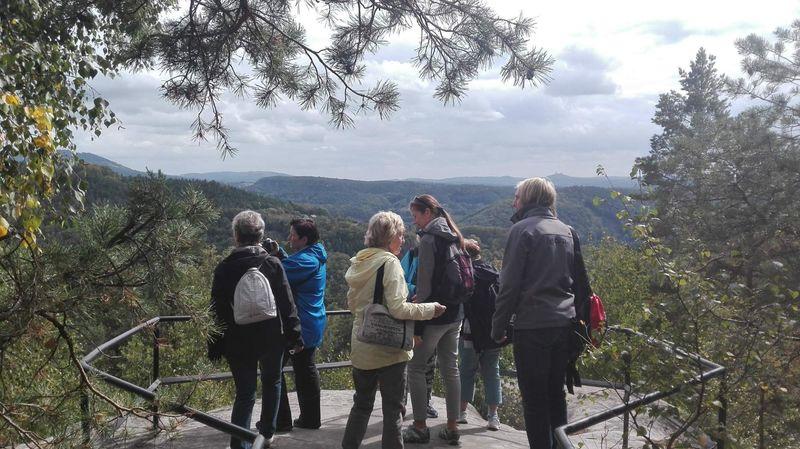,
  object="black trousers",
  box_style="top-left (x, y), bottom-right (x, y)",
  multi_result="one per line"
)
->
top-left (513, 327), bottom-right (571, 449)
top-left (277, 346), bottom-right (321, 428)
top-left (341, 361), bottom-right (407, 449)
